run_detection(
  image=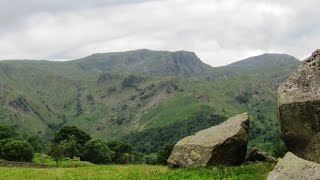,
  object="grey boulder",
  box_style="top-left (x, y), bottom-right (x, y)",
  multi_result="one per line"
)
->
top-left (278, 49), bottom-right (320, 163)
top-left (267, 152), bottom-right (320, 180)
top-left (167, 112), bottom-right (249, 167)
